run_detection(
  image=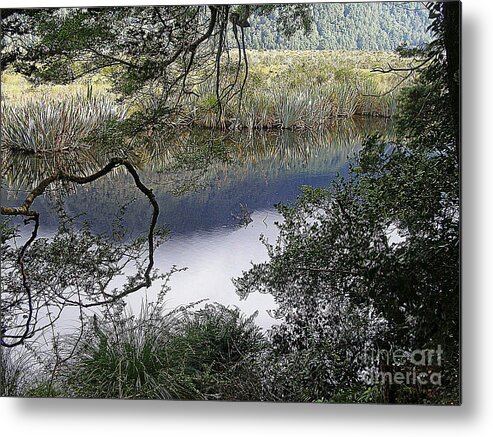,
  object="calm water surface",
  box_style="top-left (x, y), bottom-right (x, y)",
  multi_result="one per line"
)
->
top-left (2, 118), bottom-right (393, 329)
